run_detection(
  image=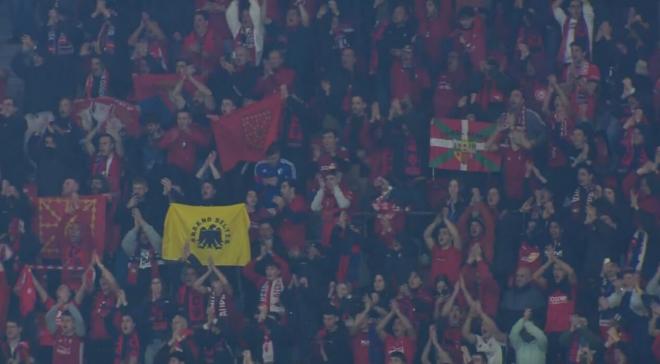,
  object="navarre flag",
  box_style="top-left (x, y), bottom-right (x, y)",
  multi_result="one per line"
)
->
top-left (429, 118), bottom-right (501, 172)
top-left (209, 94), bottom-right (284, 171)
top-left (36, 196), bottom-right (107, 260)
top-left (162, 203), bottom-right (251, 266)
top-left (72, 97), bottom-right (141, 136)
top-left (132, 73), bottom-right (204, 111)
top-left (15, 266), bottom-right (36, 316)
